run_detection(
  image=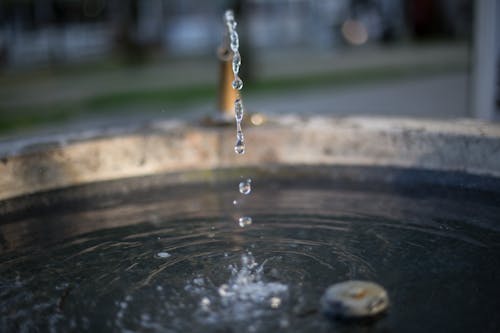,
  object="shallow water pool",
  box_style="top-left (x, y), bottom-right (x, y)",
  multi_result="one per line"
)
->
top-left (1, 166), bottom-right (499, 332)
